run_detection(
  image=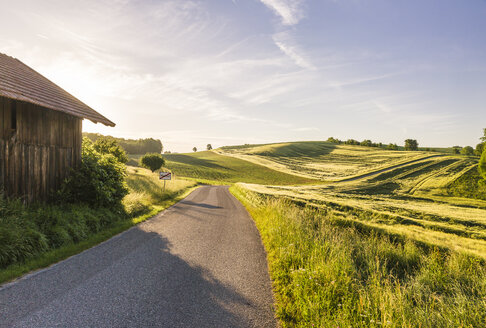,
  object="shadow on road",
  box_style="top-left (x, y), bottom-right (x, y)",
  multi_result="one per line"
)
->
top-left (179, 200), bottom-right (223, 209)
top-left (0, 227), bottom-right (256, 328)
